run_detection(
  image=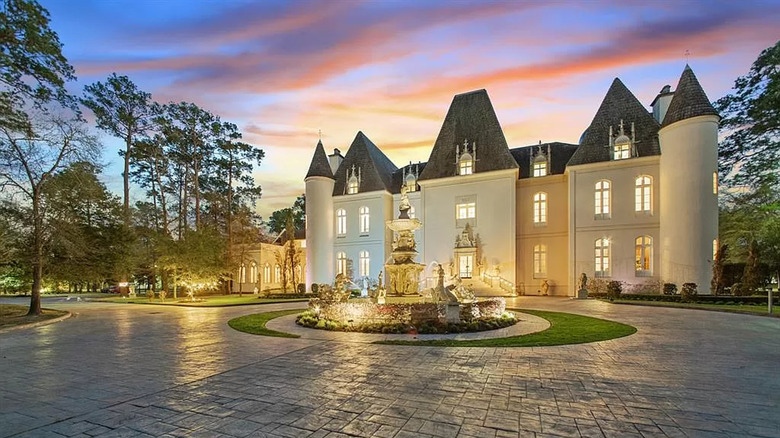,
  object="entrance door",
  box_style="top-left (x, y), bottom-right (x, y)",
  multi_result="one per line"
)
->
top-left (459, 255), bottom-right (473, 278)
